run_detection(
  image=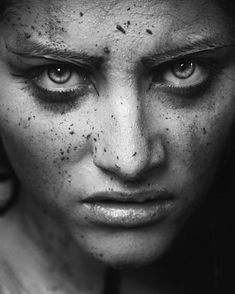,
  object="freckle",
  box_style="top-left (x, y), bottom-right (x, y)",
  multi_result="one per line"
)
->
top-left (127, 7), bottom-right (131, 11)
top-left (104, 148), bottom-right (107, 152)
top-left (99, 254), bottom-right (103, 257)
top-left (86, 134), bottom-right (91, 140)
top-left (203, 127), bottom-right (207, 134)
top-left (69, 131), bottom-right (75, 135)
top-left (95, 147), bottom-right (97, 152)
top-left (31, 25), bottom-right (35, 30)
top-left (146, 29), bottom-right (153, 35)
top-left (132, 152), bottom-right (137, 157)
top-left (116, 24), bottom-right (126, 34)
top-left (166, 128), bottom-right (169, 131)
top-left (80, 12), bottom-right (84, 17)
top-left (28, 117), bottom-right (31, 121)
top-left (94, 138), bottom-right (97, 142)
top-left (117, 156), bottom-right (119, 160)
